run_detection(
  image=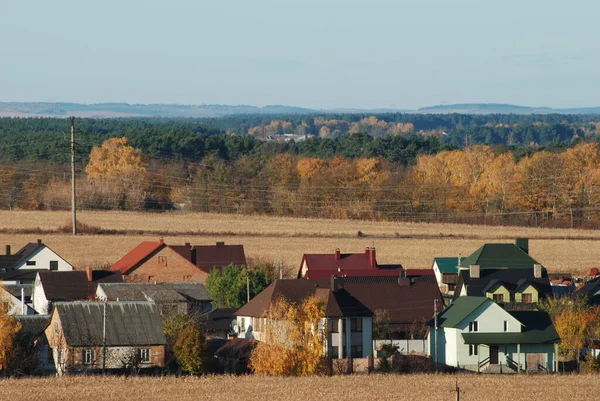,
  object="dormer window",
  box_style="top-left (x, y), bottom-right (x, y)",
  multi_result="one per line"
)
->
top-left (522, 293), bottom-right (533, 303)
top-left (493, 294), bottom-right (504, 302)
